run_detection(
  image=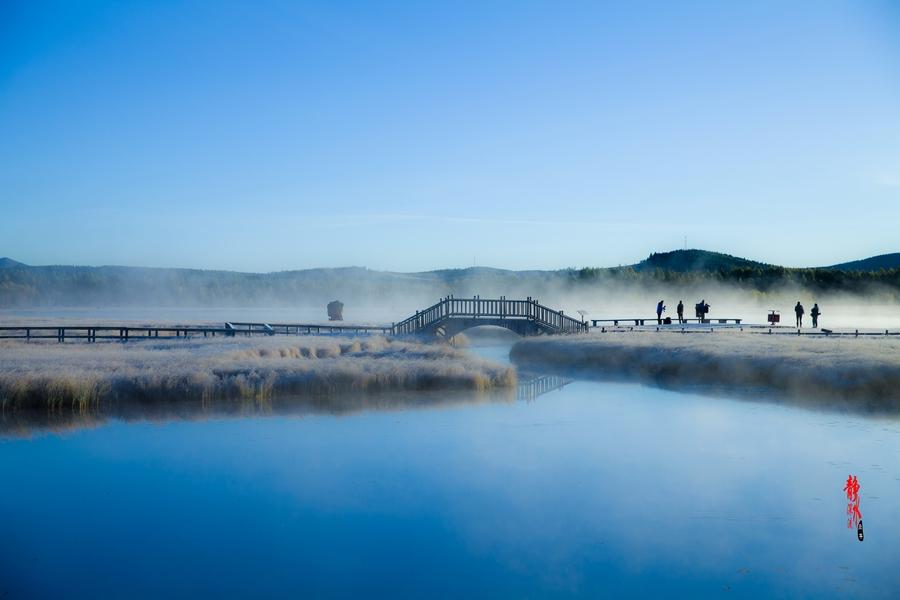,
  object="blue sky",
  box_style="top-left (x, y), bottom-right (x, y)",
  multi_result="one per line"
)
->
top-left (1, 1), bottom-right (898, 272)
